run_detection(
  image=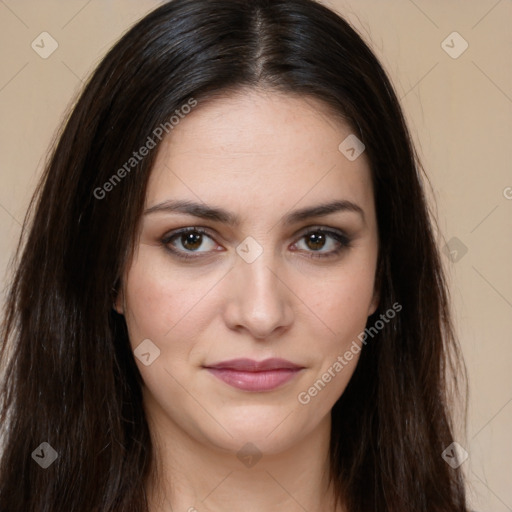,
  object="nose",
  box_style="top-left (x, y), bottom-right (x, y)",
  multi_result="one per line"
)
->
top-left (222, 249), bottom-right (294, 340)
